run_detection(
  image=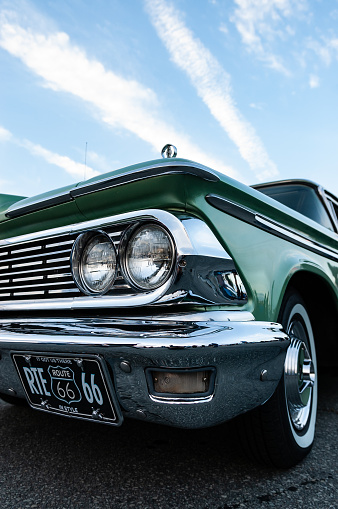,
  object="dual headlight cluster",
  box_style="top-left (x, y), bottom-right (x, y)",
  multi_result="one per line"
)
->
top-left (71, 224), bottom-right (175, 296)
